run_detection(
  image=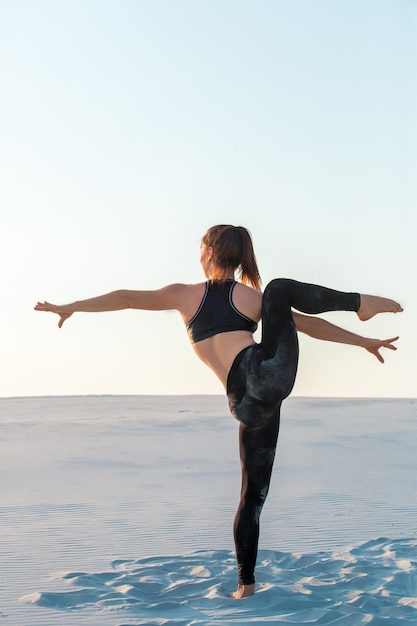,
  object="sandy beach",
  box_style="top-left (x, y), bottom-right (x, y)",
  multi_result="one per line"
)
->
top-left (1, 395), bottom-right (416, 625)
